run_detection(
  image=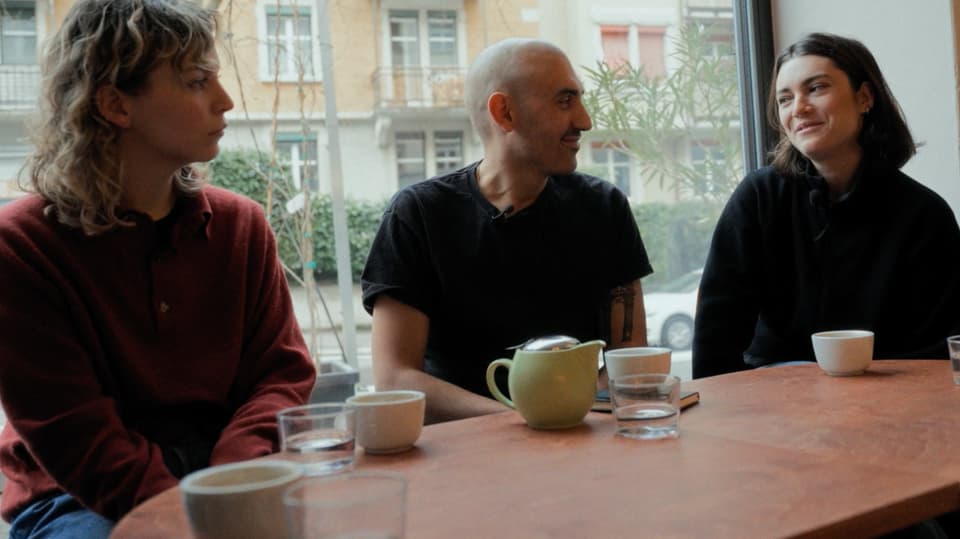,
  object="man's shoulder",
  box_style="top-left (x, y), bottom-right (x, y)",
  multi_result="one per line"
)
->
top-left (389, 166), bottom-right (476, 213)
top-left (551, 171), bottom-right (629, 209)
